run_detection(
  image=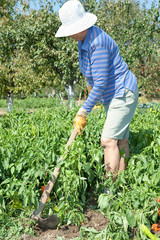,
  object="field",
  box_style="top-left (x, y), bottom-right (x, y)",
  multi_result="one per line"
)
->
top-left (0, 97), bottom-right (160, 240)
